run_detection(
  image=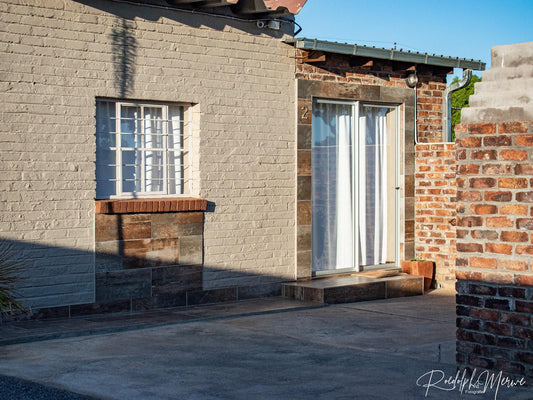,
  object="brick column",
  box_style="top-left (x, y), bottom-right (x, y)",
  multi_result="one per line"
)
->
top-left (456, 121), bottom-right (533, 376)
top-left (415, 143), bottom-right (457, 287)
top-left (455, 41), bottom-right (533, 378)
